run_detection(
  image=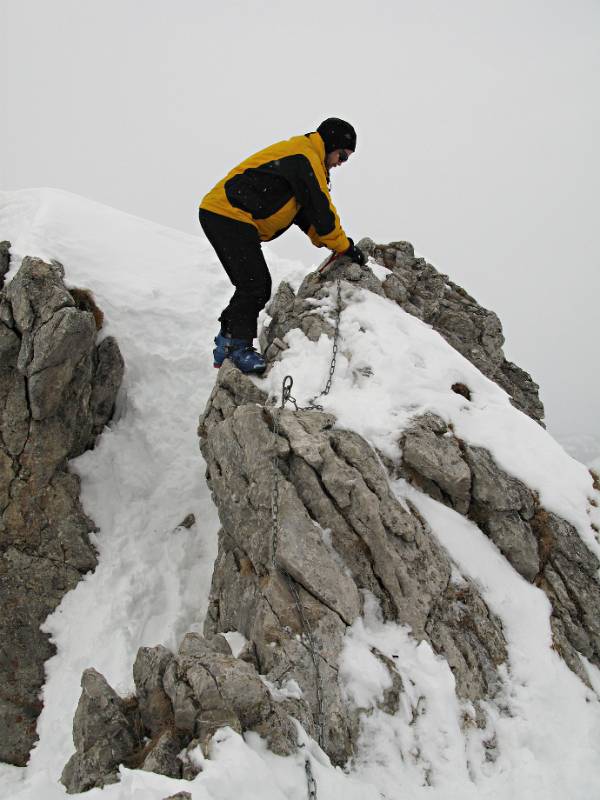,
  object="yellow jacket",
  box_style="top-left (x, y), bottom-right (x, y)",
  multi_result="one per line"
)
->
top-left (200, 132), bottom-right (350, 253)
